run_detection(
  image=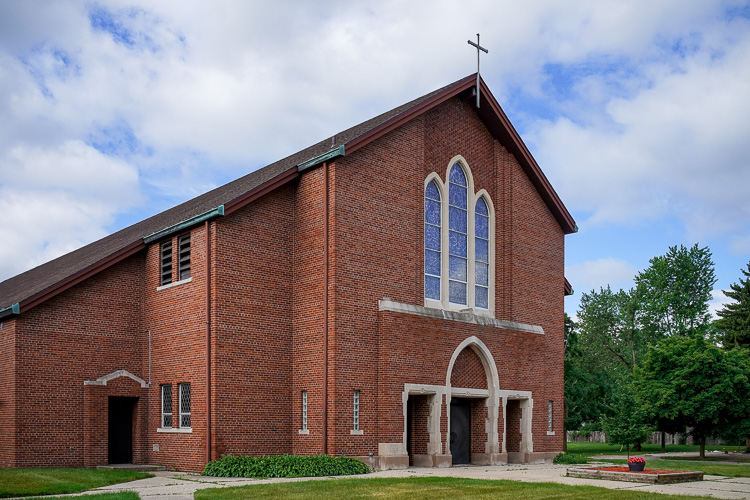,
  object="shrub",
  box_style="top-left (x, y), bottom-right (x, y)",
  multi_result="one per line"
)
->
top-left (202, 454), bottom-right (371, 478)
top-left (552, 452), bottom-right (588, 465)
